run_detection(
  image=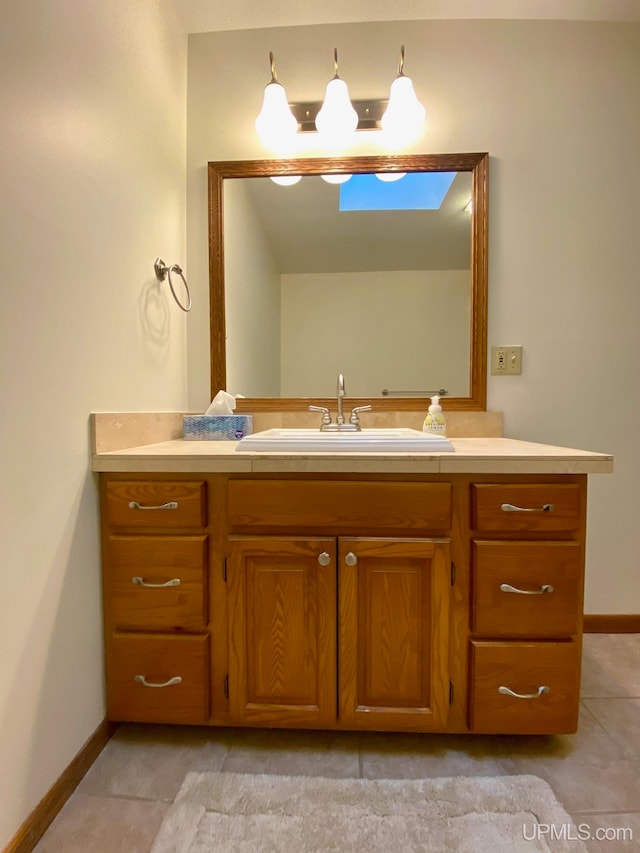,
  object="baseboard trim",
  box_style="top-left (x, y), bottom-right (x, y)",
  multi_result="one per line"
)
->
top-left (4, 718), bottom-right (115, 853)
top-left (584, 614), bottom-right (640, 633)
